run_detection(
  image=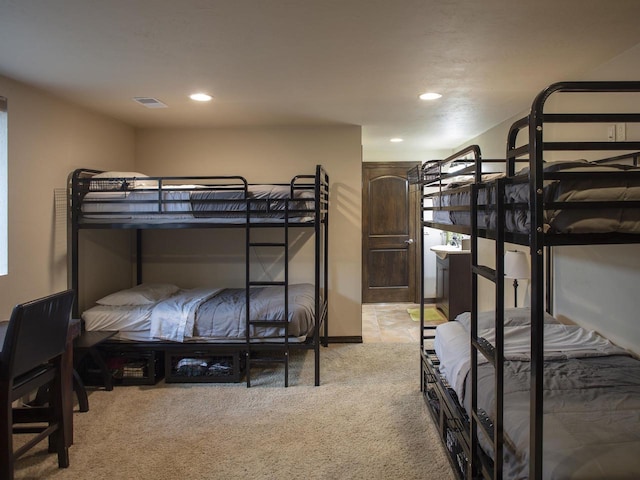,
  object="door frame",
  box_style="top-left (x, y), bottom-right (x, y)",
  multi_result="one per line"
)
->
top-left (361, 161), bottom-right (421, 304)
